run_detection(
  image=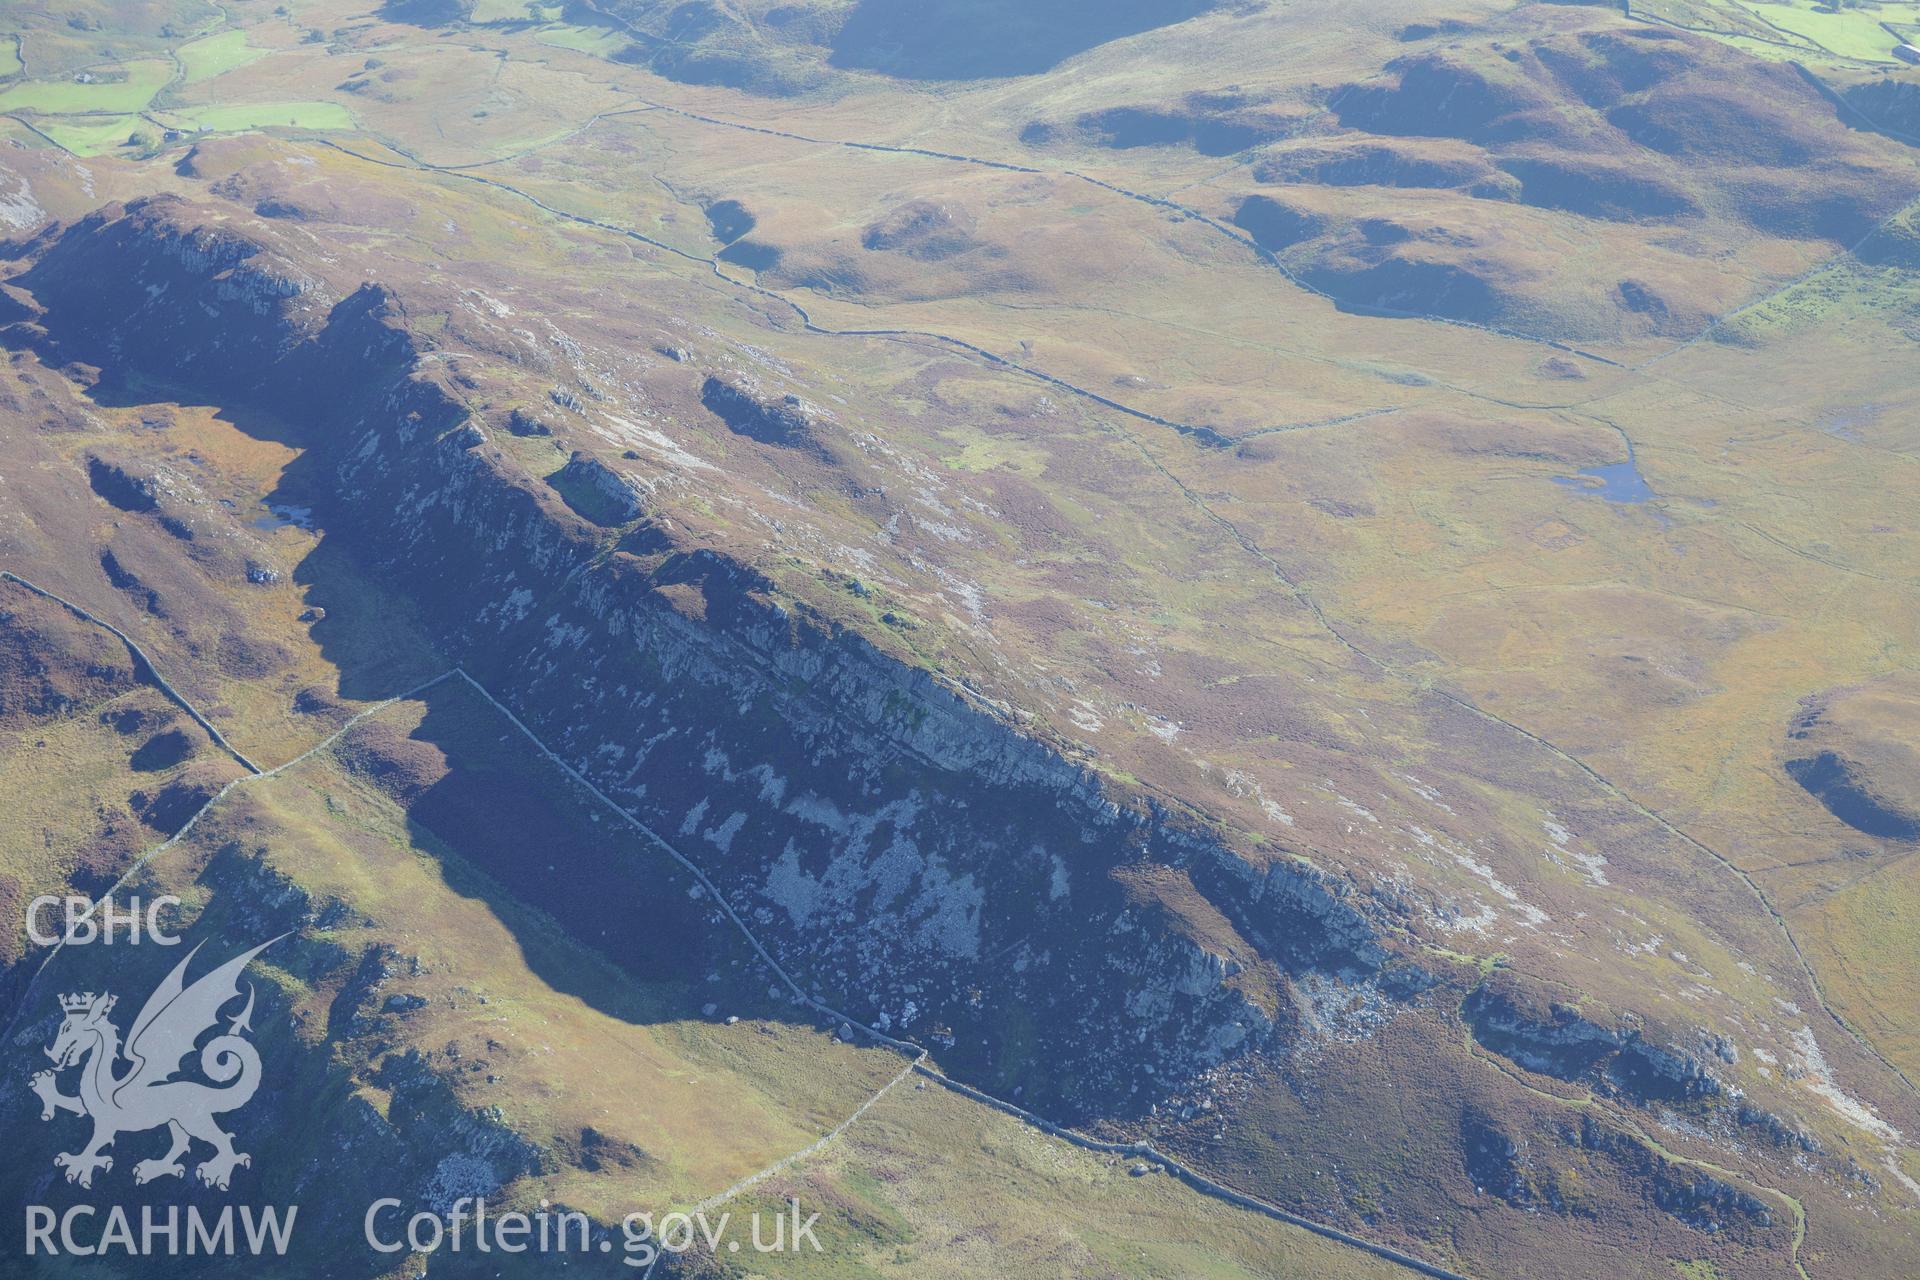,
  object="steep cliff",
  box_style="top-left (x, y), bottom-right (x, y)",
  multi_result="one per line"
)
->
top-left (7, 195), bottom-right (1406, 1122)
top-left (5, 187), bottom-right (1905, 1280)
